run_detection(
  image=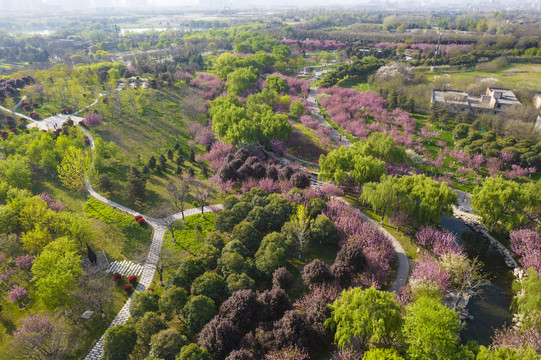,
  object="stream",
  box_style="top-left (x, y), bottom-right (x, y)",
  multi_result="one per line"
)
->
top-left (440, 215), bottom-right (514, 346)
